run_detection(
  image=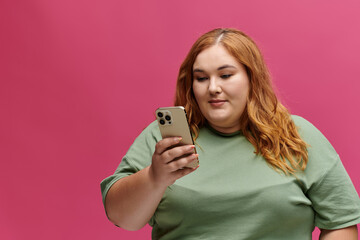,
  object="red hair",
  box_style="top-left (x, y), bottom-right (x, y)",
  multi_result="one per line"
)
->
top-left (175, 28), bottom-right (308, 174)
